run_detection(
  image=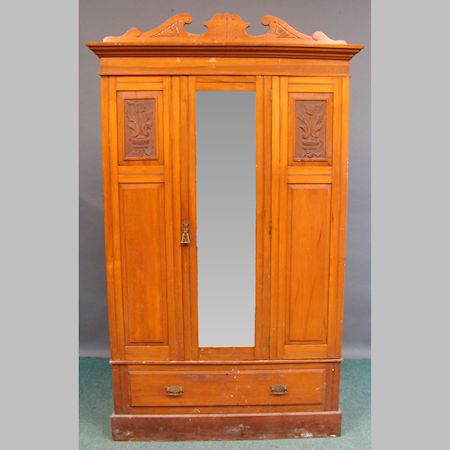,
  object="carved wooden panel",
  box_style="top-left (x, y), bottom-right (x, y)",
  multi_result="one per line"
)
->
top-left (124, 99), bottom-right (156, 159)
top-left (295, 100), bottom-right (326, 160)
top-left (289, 92), bottom-right (333, 165)
top-left (117, 89), bottom-right (163, 165)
